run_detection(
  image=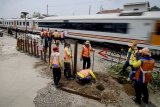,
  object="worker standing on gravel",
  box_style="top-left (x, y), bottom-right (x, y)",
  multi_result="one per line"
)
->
top-left (130, 47), bottom-right (155, 105)
top-left (43, 30), bottom-right (49, 53)
top-left (60, 31), bottom-right (65, 44)
top-left (64, 43), bottom-right (73, 80)
top-left (120, 40), bottom-right (139, 74)
top-left (53, 30), bottom-right (60, 46)
top-left (77, 69), bottom-right (96, 83)
top-left (80, 41), bottom-right (95, 69)
top-left (50, 46), bottom-right (62, 87)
